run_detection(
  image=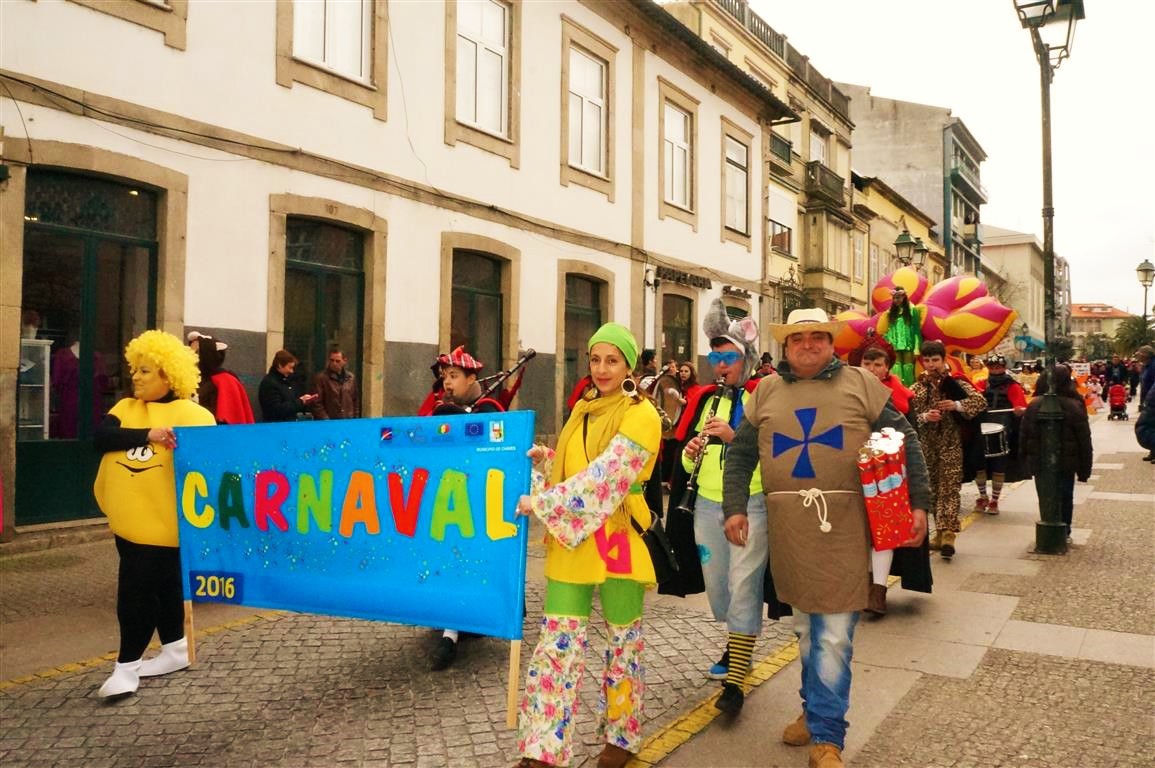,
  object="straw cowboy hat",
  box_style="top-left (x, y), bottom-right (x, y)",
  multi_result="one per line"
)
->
top-left (769, 308), bottom-right (847, 343)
